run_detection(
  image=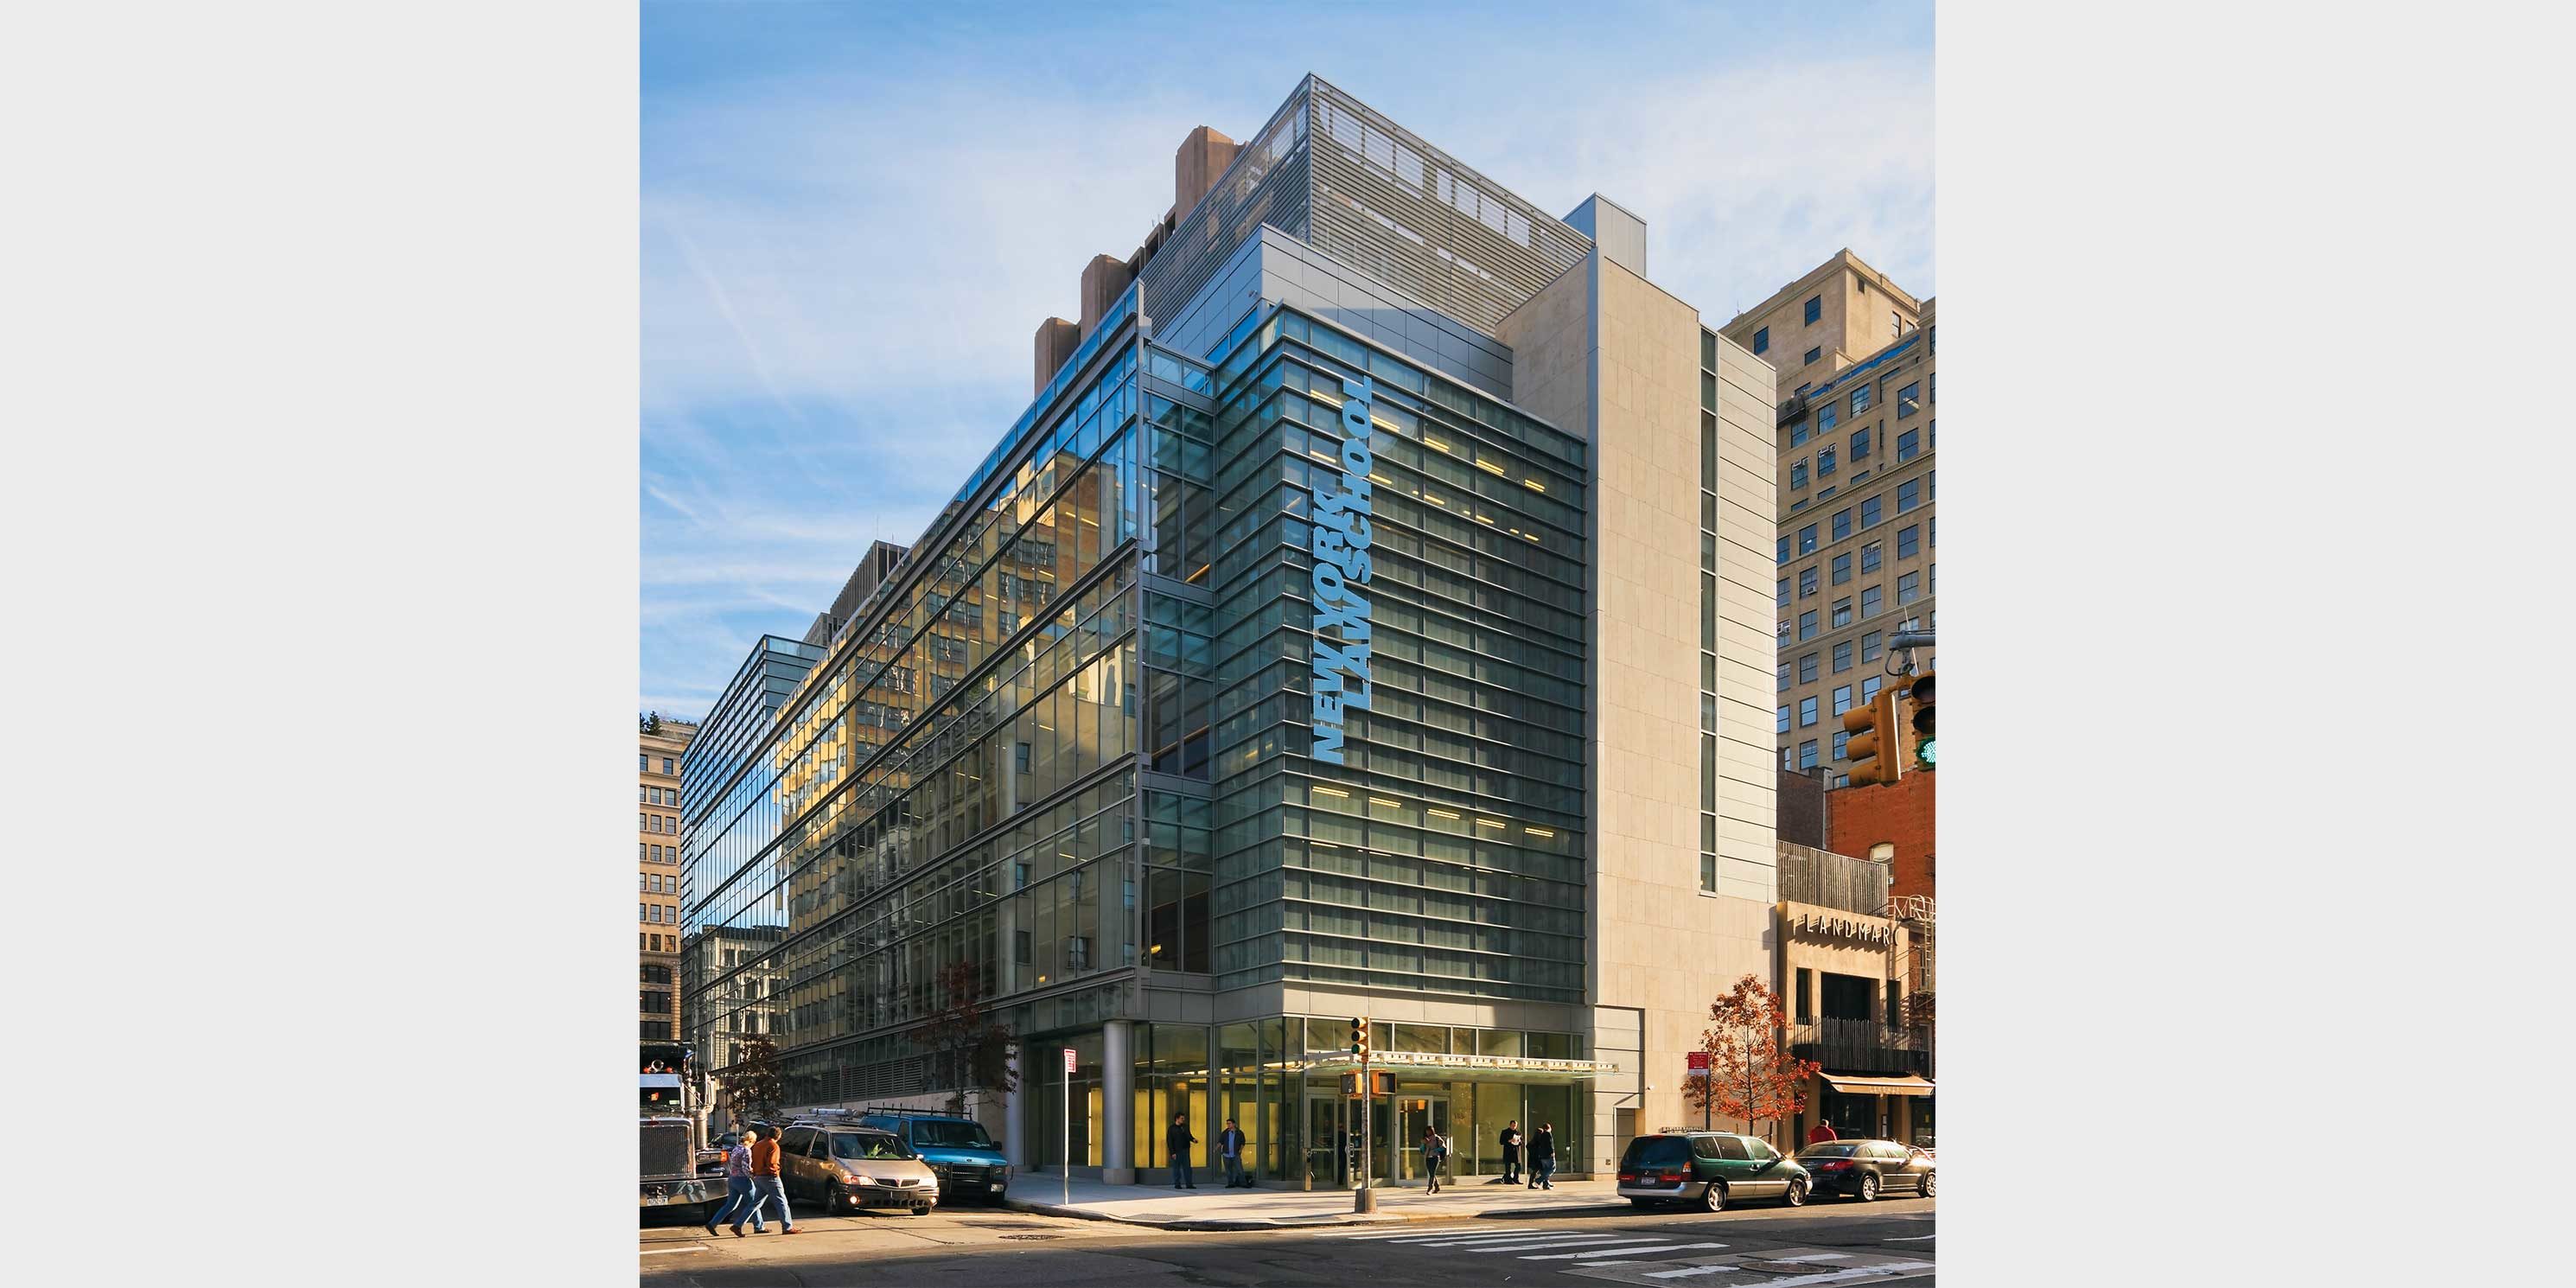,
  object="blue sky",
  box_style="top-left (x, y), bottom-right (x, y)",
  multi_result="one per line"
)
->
top-left (641, 0), bottom-right (1934, 718)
